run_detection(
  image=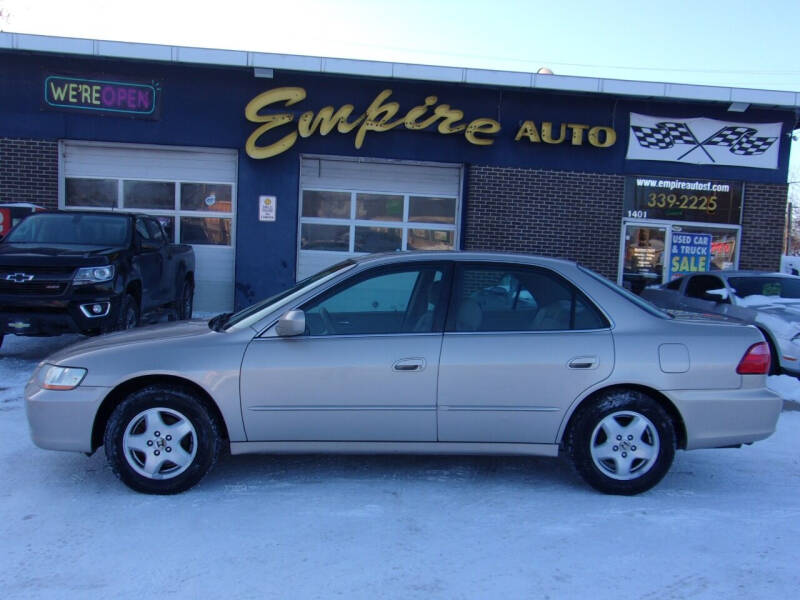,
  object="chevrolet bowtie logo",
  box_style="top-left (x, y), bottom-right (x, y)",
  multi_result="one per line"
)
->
top-left (6, 273), bottom-right (35, 283)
